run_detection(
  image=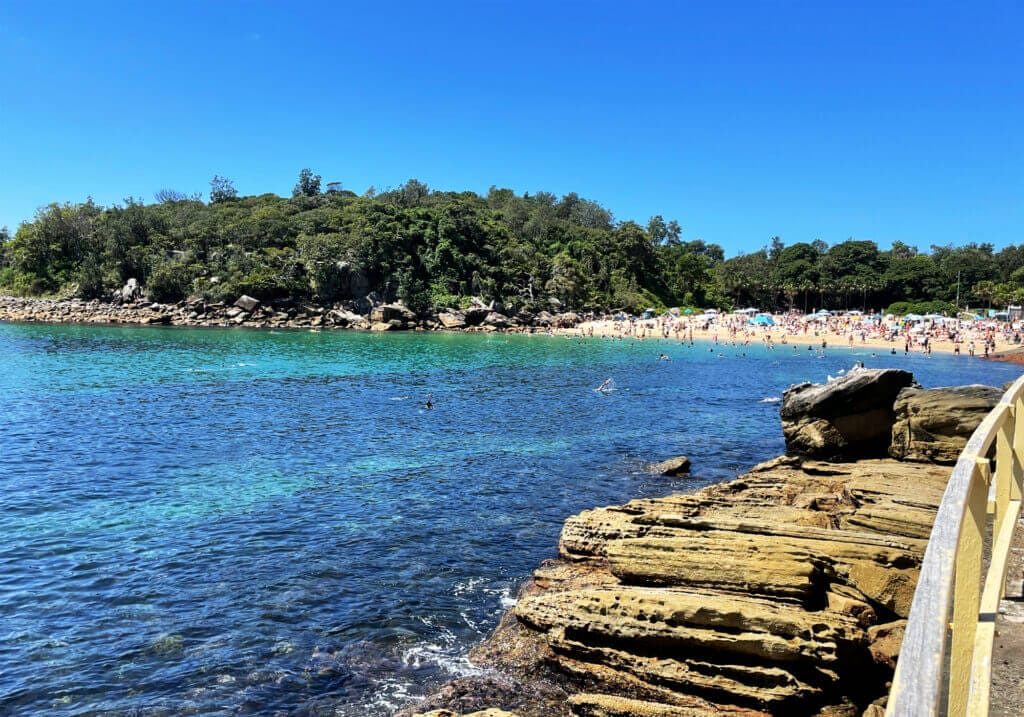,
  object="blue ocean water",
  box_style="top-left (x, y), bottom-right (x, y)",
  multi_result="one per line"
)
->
top-left (1, 323), bottom-right (1020, 716)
